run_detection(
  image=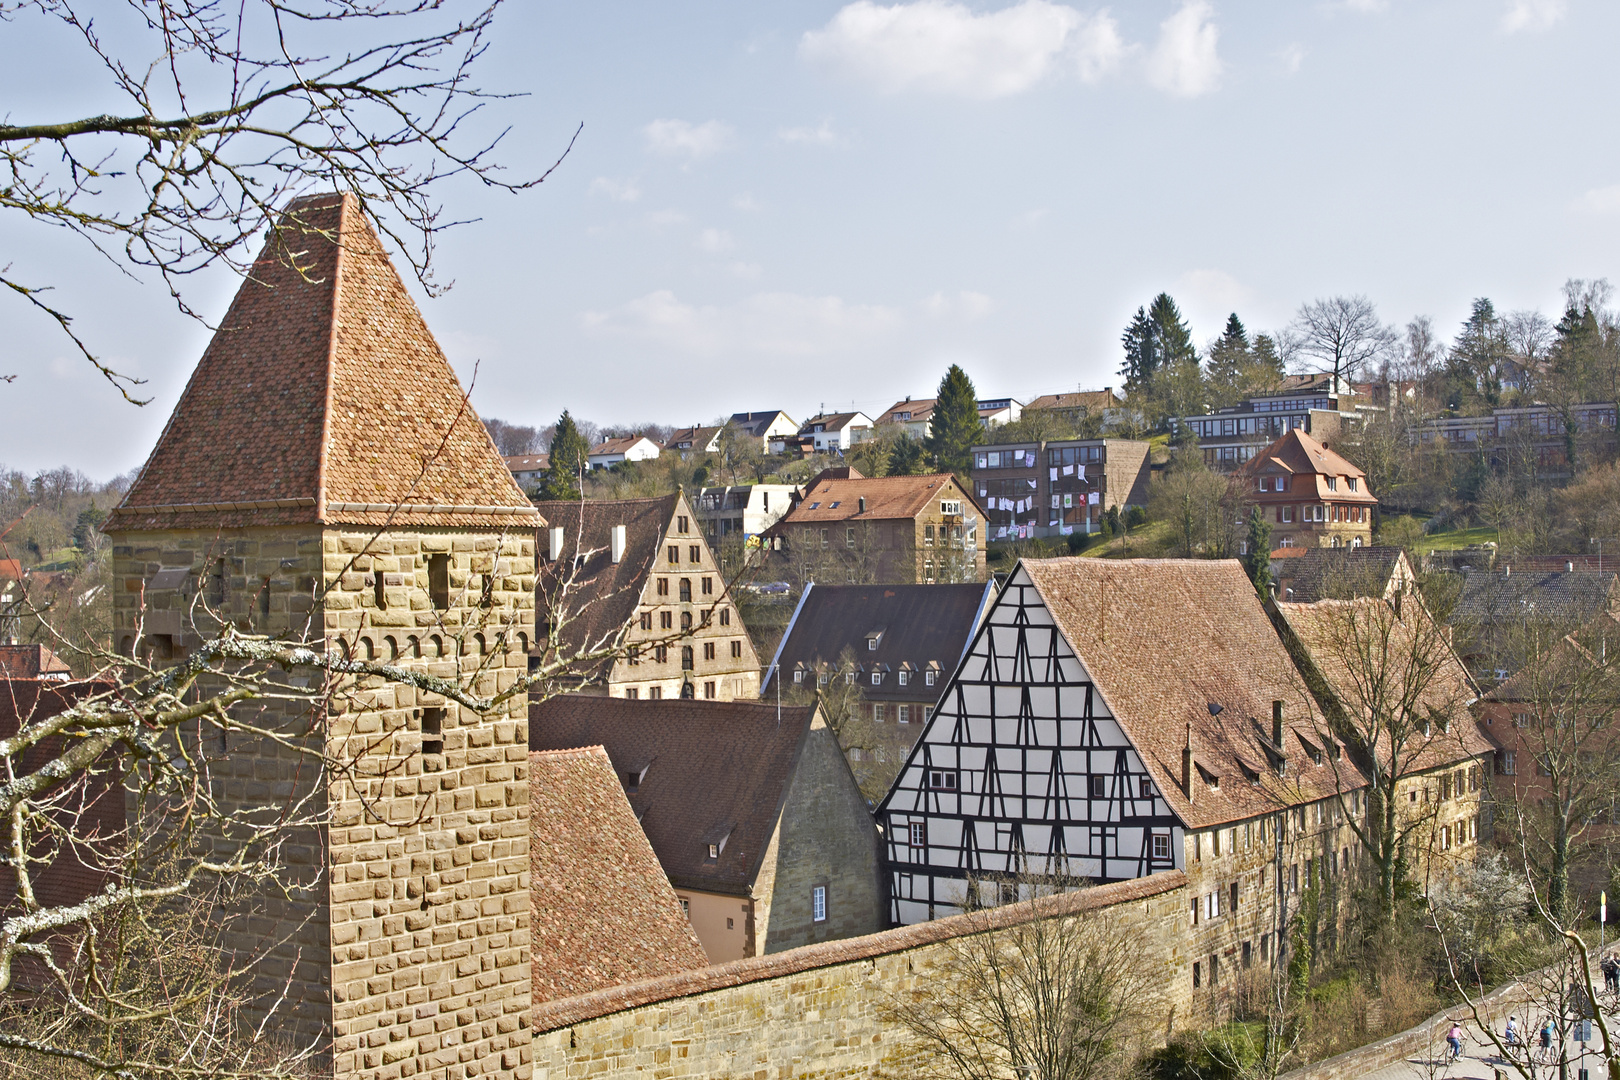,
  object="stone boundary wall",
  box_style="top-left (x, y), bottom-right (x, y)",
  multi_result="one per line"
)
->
top-left (532, 871), bottom-right (1189, 1079)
